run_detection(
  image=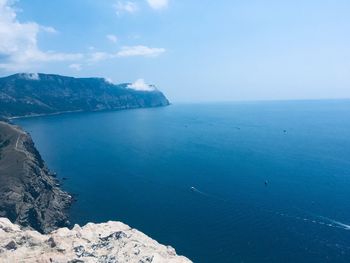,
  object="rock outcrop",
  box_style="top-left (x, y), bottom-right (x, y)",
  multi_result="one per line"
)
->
top-left (0, 73), bottom-right (170, 118)
top-left (0, 217), bottom-right (192, 263)
top-left (0, 121), bottom-right (72, 234)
